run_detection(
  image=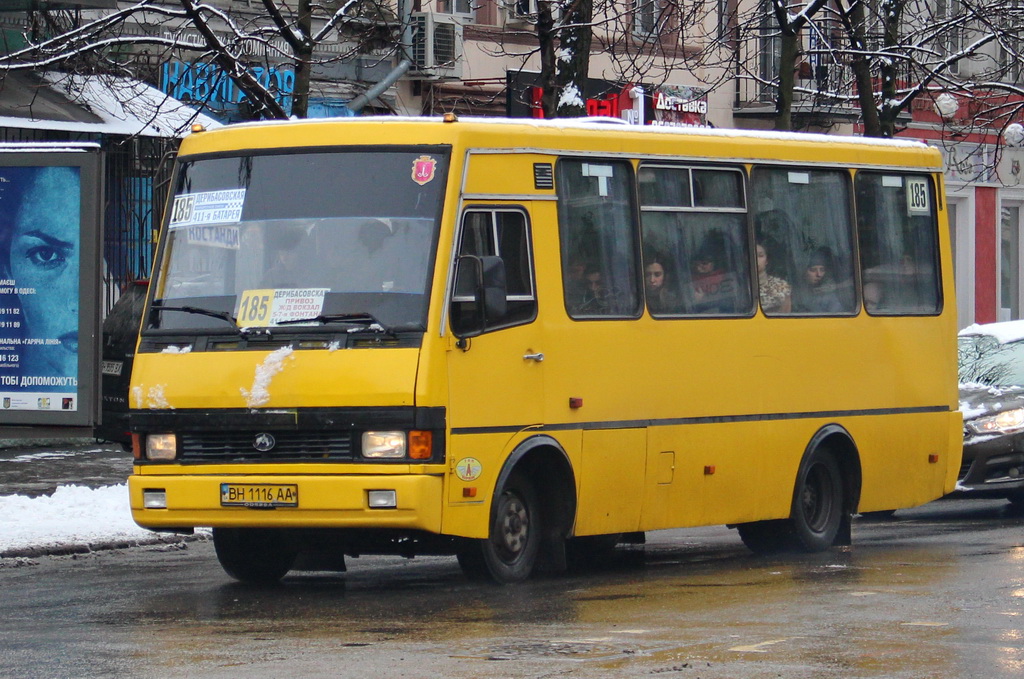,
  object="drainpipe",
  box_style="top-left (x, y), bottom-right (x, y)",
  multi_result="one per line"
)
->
top-left (348, 59), bottom-right (412, 113)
